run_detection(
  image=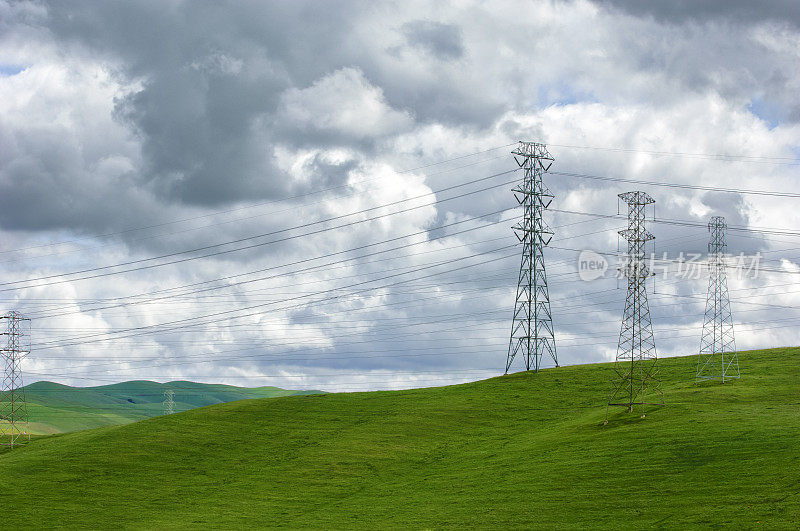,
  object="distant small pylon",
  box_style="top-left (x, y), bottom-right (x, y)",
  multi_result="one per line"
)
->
top-left (163, 389), bottom-right (175, 415)
top-left (0, 311), bottom-right (31, 448)
top-left (696, 216), bottom-right (739, 383)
